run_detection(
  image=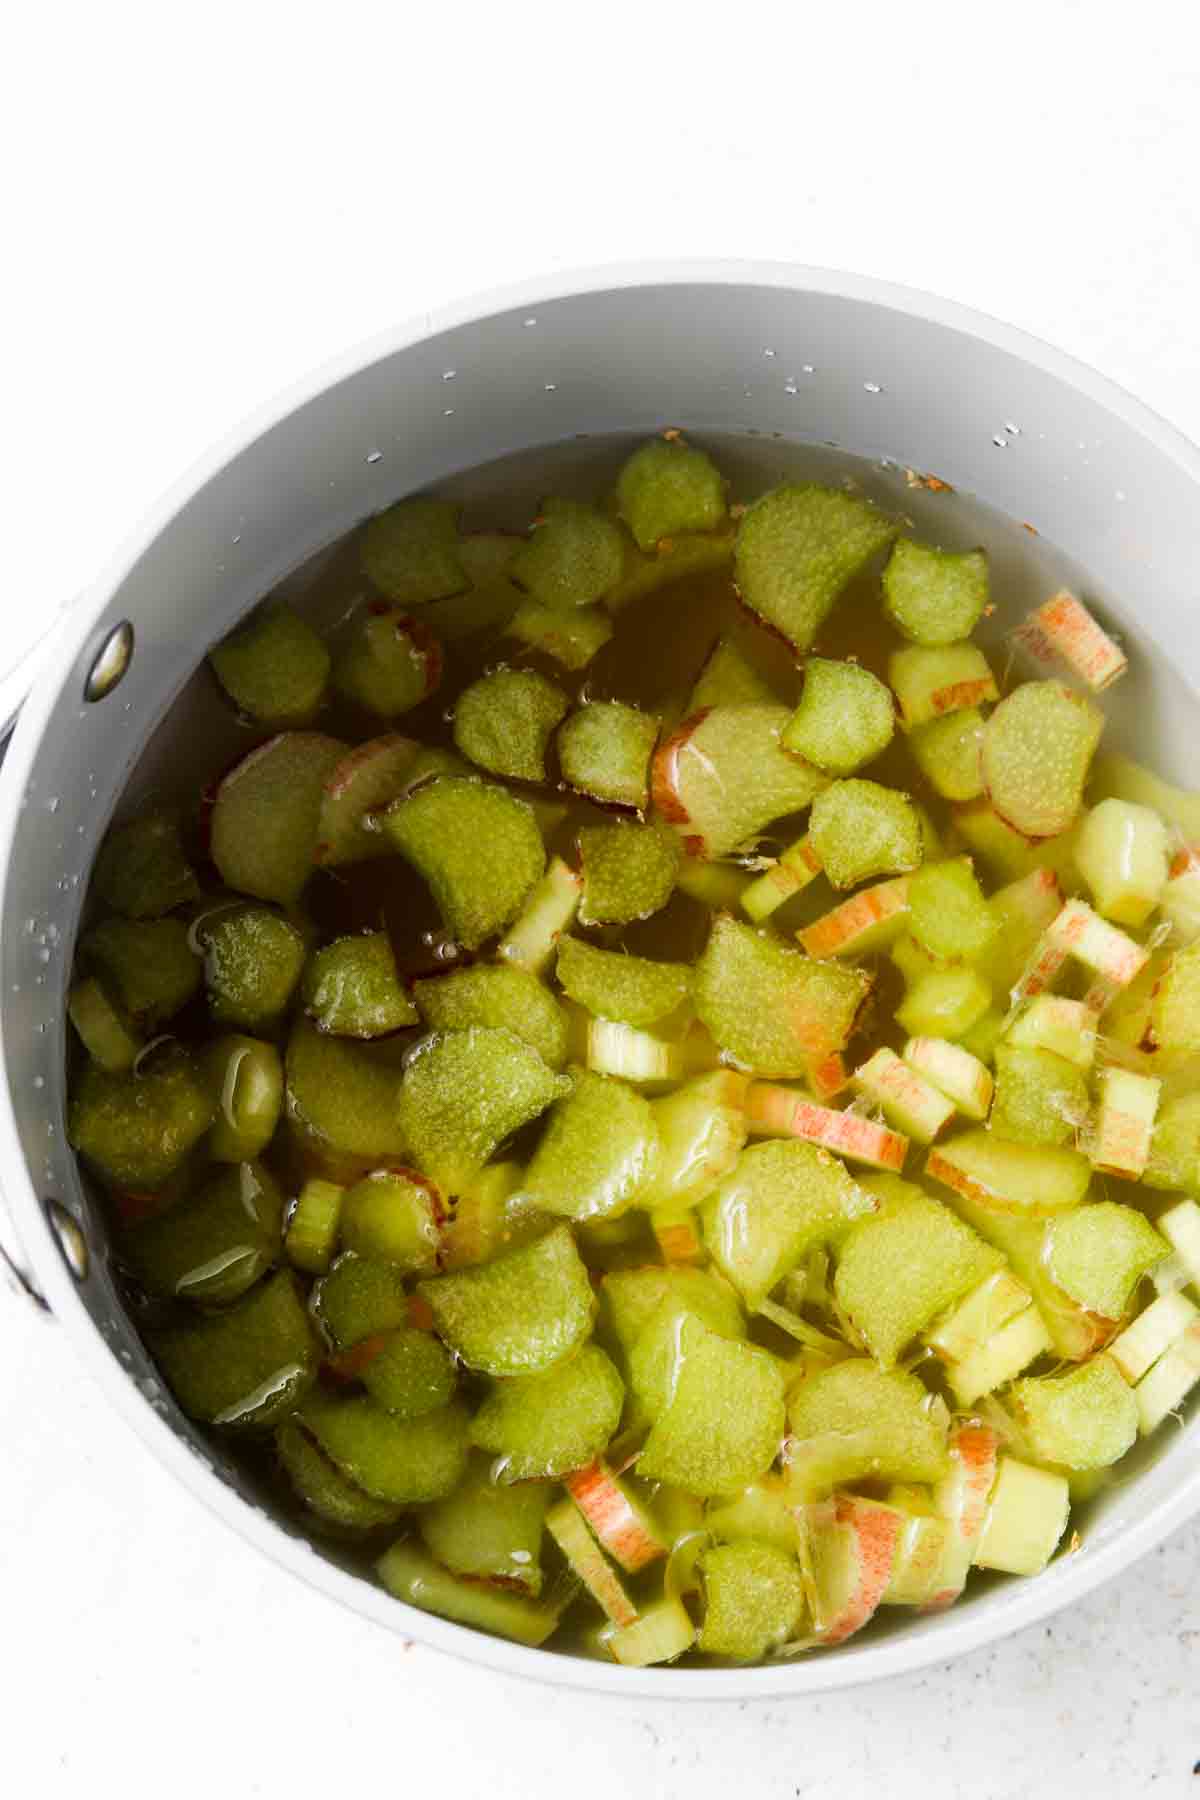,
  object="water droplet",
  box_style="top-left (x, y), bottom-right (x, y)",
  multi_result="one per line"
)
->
top-left (1115, 489), bottom-right (1127, 502)
top-left (543, 382), bottom-right (557, 393)
top-left (992, 434), bottom-right (1008, 448)
top-left (442, 408), bottom-right (455, 418)
top-left (523, 317), bottom-right (537, 328)
top-left (37, 949), bottom-right (50, 964)
top-left (232, 533), bottom-right (242, 545)
top-left (863, 381), bottom-right (883, 395)
top-left (802, 364), bottom-right (815, 375)
top-left (784, 380), bottom-right (798, 396)
top-left (365, 450), bottom-right (383, 465)
top-left (762, 347), bottom-right (776, 359)
top-left (1005, 421), bottom-right (1021, 436)
top-left (743, 388), bottom-right (753, 399)
top-left (33, 1076), bottom-right (44, 1090)
top-left (45, 797), bottom-right (60, 814)
top-left (442, 369), bottom-right (457, 381)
